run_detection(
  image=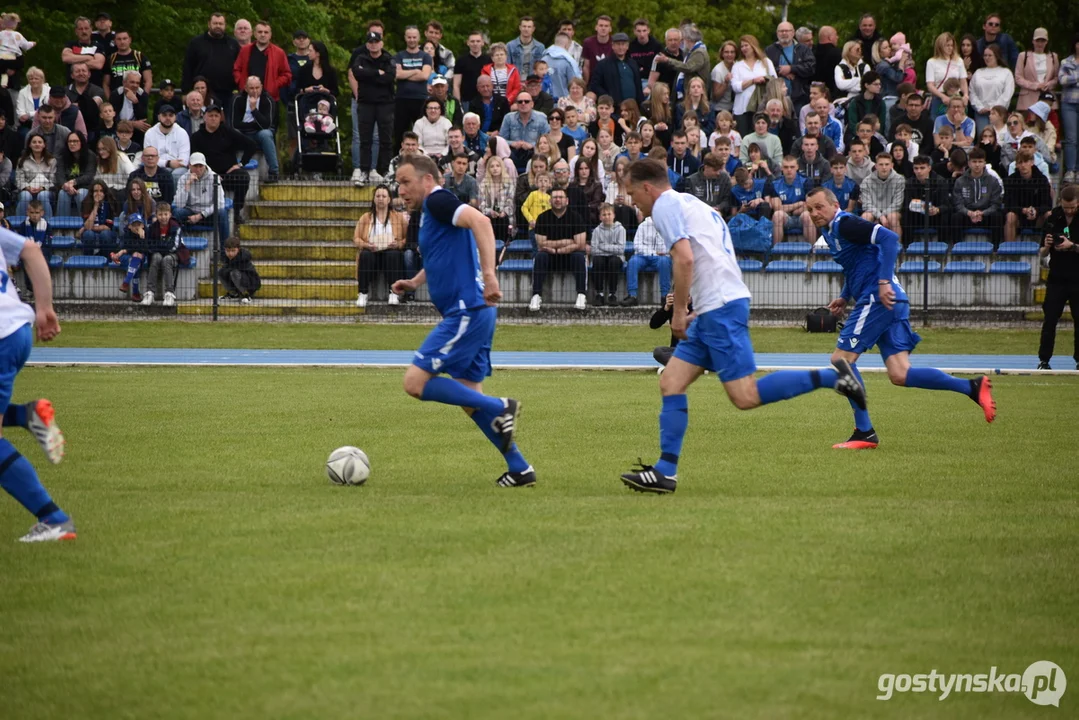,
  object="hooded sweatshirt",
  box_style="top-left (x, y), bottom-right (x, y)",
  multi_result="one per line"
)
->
top-left (952, 170), bottom-right (1003, 214)
top-left (591, 221), bottom-right (626, 257)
